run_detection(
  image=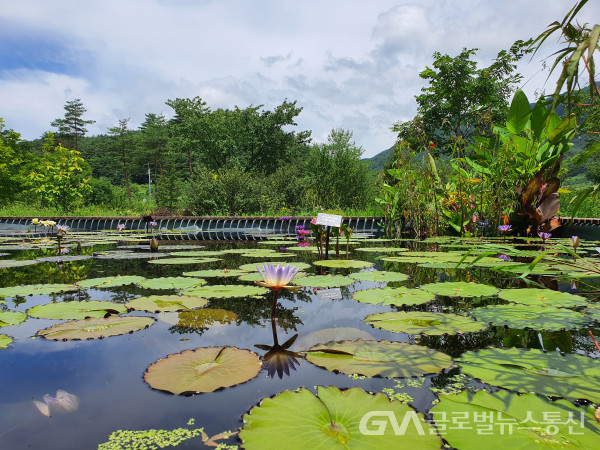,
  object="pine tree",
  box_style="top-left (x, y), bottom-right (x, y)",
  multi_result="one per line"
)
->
top-left (51, 99), bottom-right (95, 151)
